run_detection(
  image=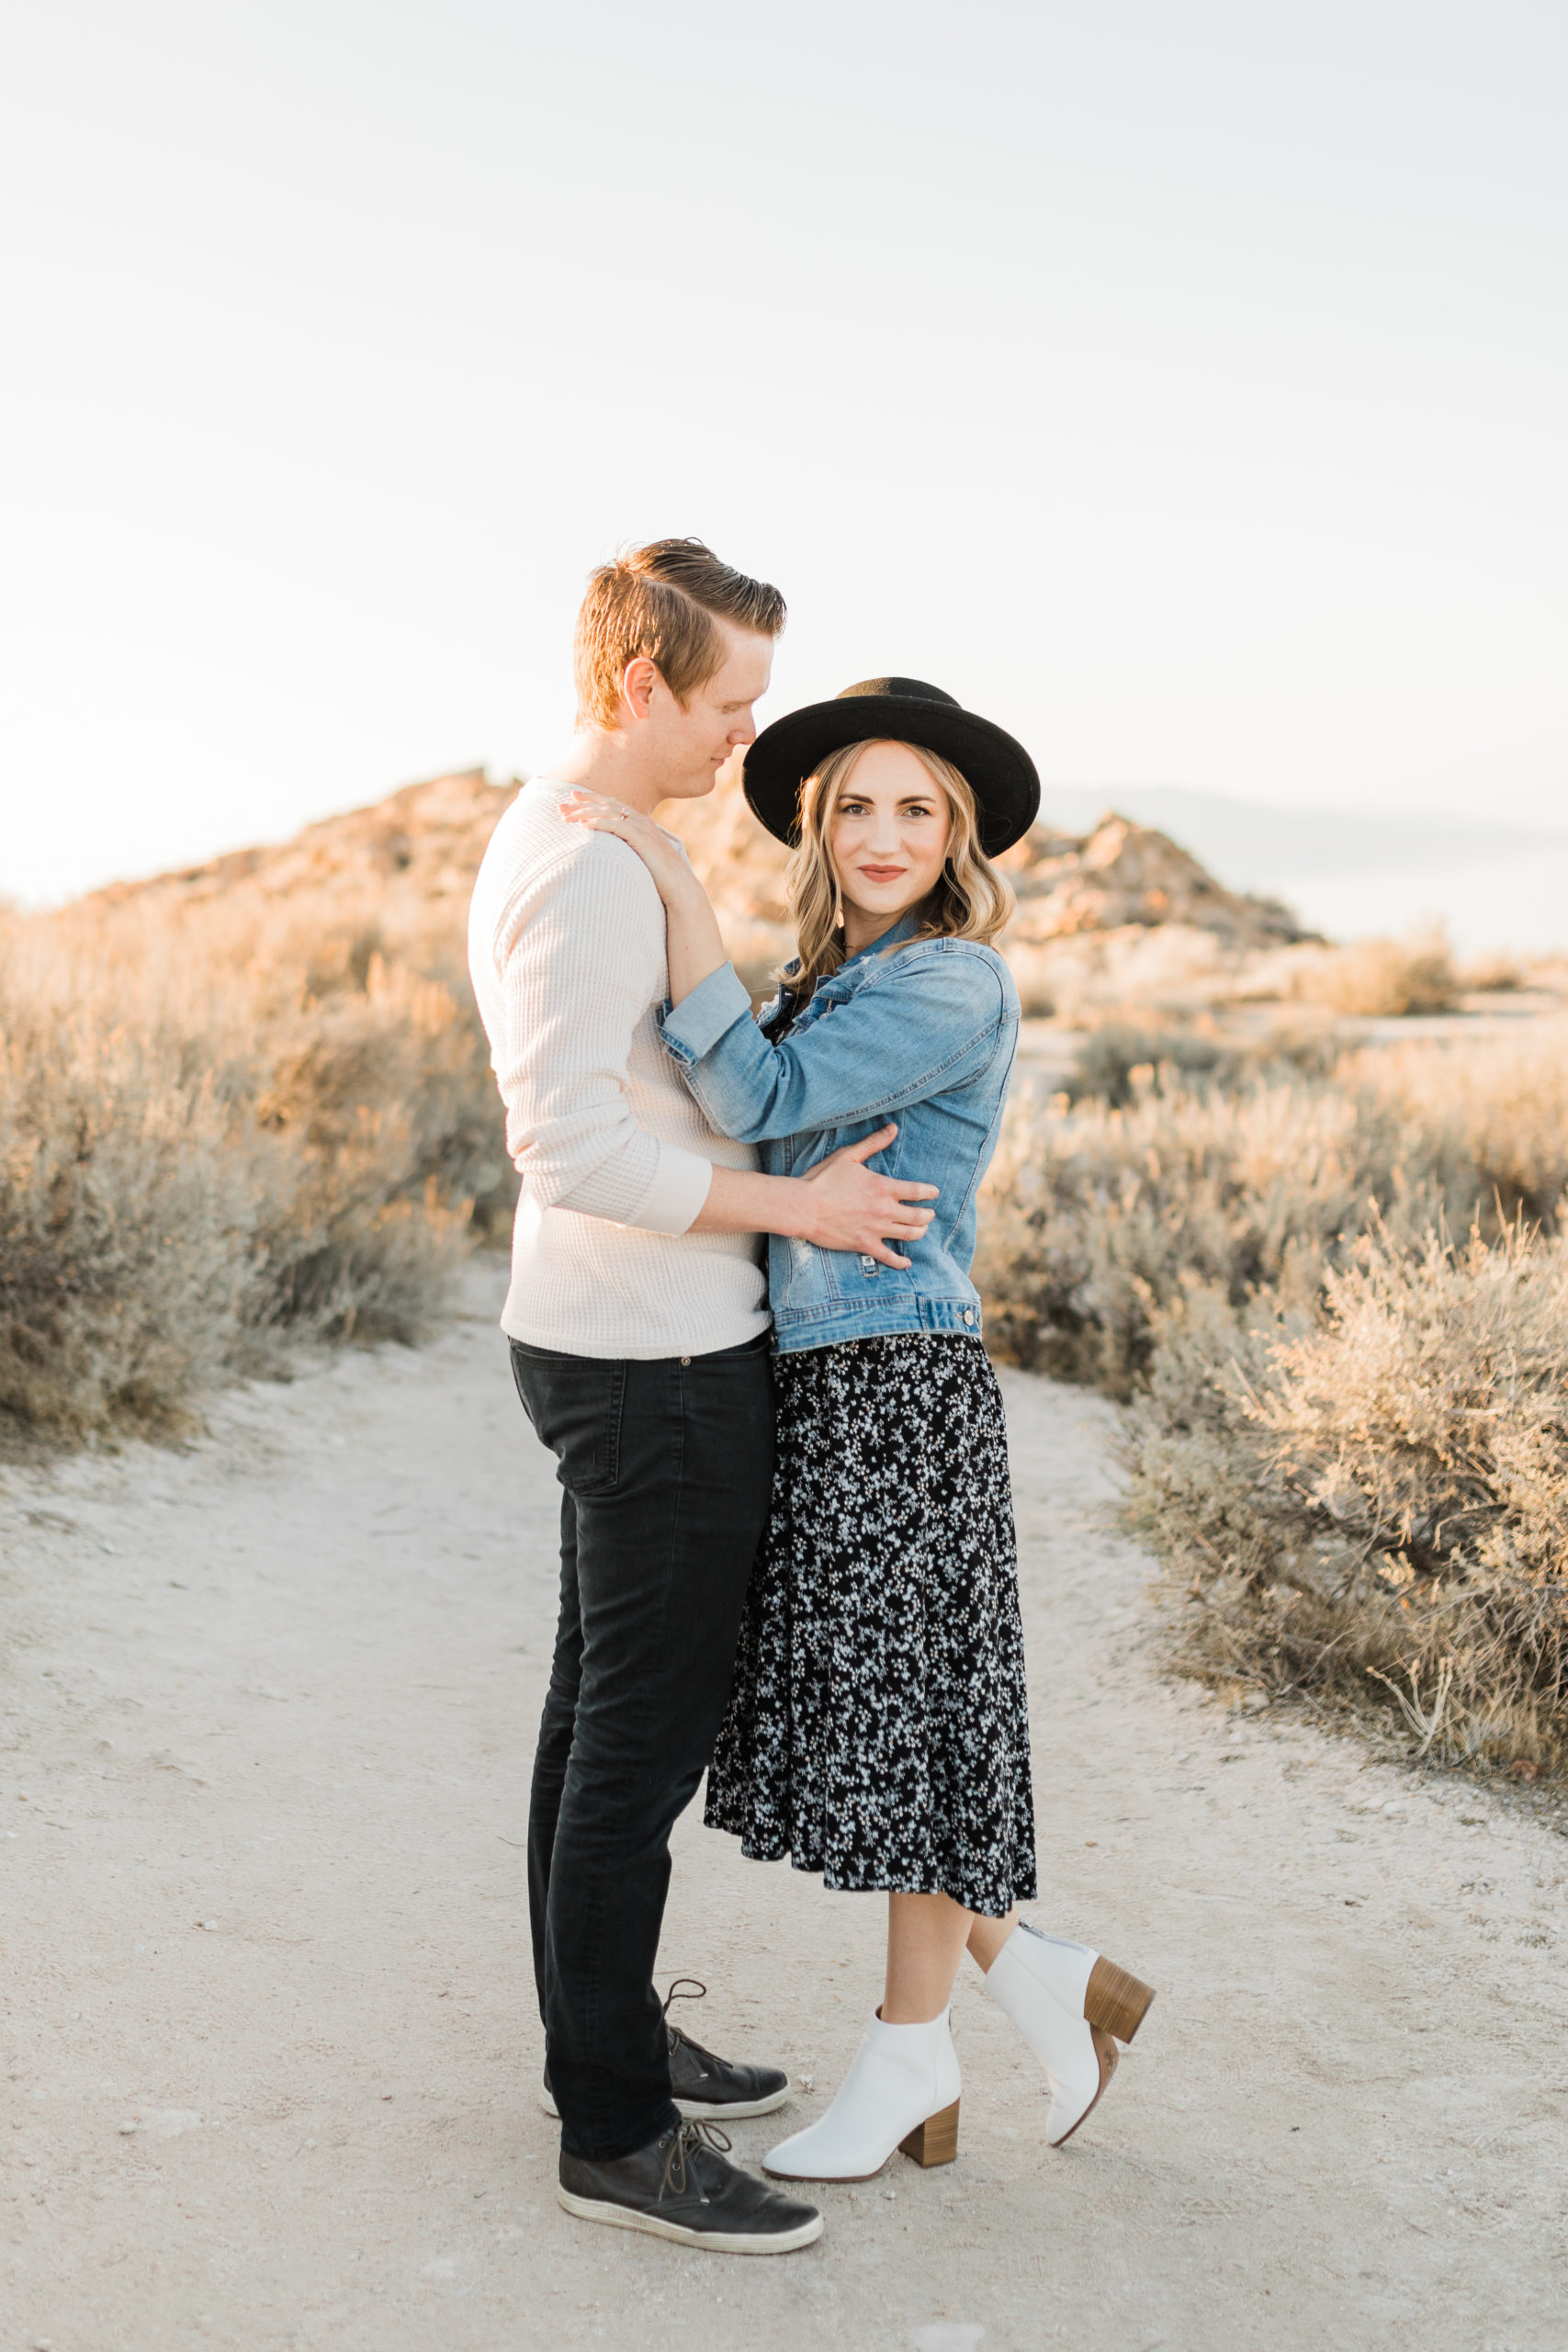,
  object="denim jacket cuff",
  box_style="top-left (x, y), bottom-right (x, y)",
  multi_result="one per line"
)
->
top-left (659, 963), bottom-right (753, 1066)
